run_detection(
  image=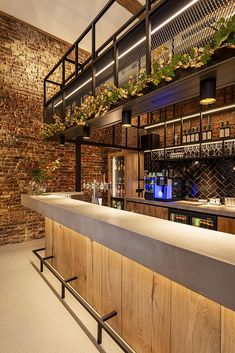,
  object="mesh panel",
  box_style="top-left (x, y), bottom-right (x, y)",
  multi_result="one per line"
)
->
top-left (151, 0), bottom-right (234, 56)
top-left (45, 0), bottom-right (234, 123)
